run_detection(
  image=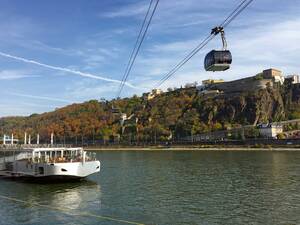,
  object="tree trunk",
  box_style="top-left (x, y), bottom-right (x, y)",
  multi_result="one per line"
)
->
top-left (92, 131), bottom-right (95, 145)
